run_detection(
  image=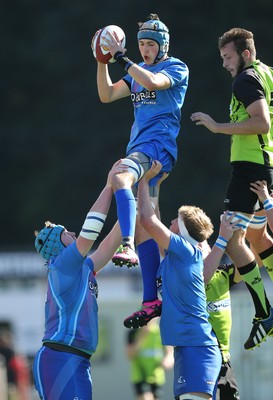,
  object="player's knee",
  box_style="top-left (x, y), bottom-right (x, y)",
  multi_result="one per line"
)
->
top-left (111, 173), bottom-right (129, 191)
top-left (111, 158), bottom-right (144, 190)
